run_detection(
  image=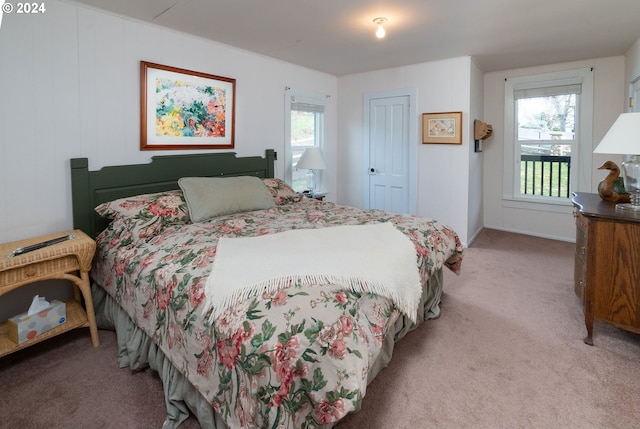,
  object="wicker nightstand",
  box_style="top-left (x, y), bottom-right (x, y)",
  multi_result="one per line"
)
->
top-left (0, 230), bottom-right (99, 357)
